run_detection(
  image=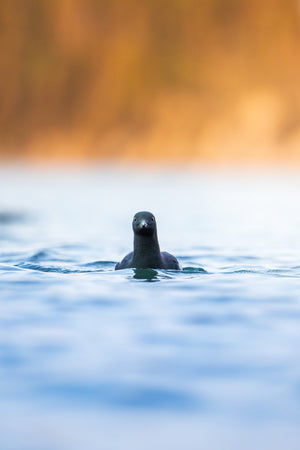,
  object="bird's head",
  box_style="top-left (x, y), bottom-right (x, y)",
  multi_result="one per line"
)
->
top-left (132, 211), bottom-right (157, 236)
